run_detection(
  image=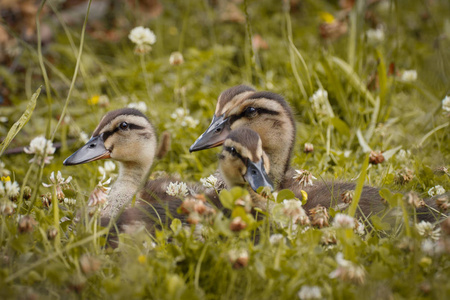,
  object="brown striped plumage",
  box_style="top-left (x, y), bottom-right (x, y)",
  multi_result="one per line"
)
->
top-left (65, 109), bottom-right (191, 247)
top-left (193, 86), bottom-right (448, 223)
